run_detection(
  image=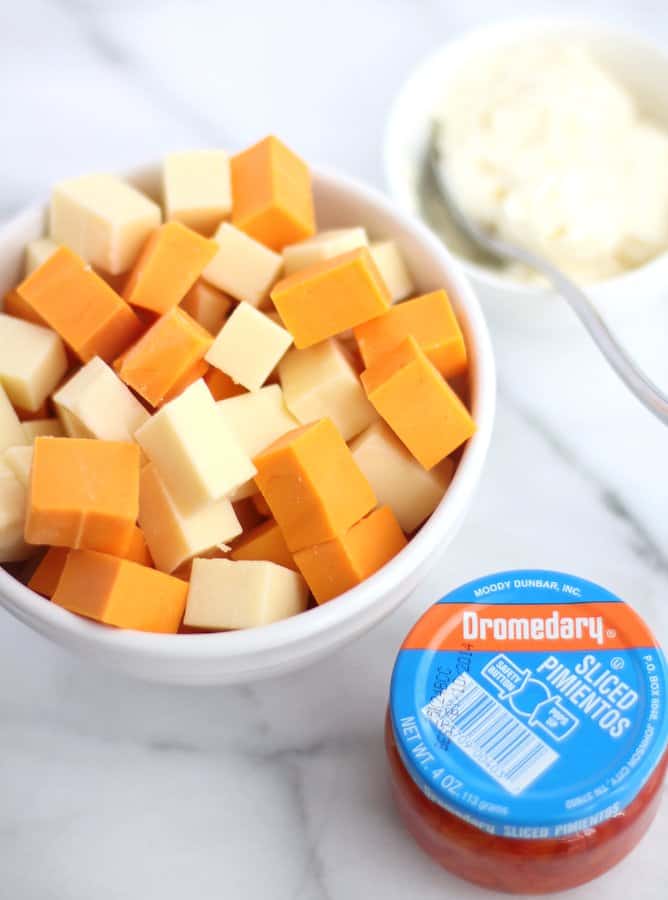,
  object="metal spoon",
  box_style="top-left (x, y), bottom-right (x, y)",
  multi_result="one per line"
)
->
top-left (429, 138), bottom-right (668, 426)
